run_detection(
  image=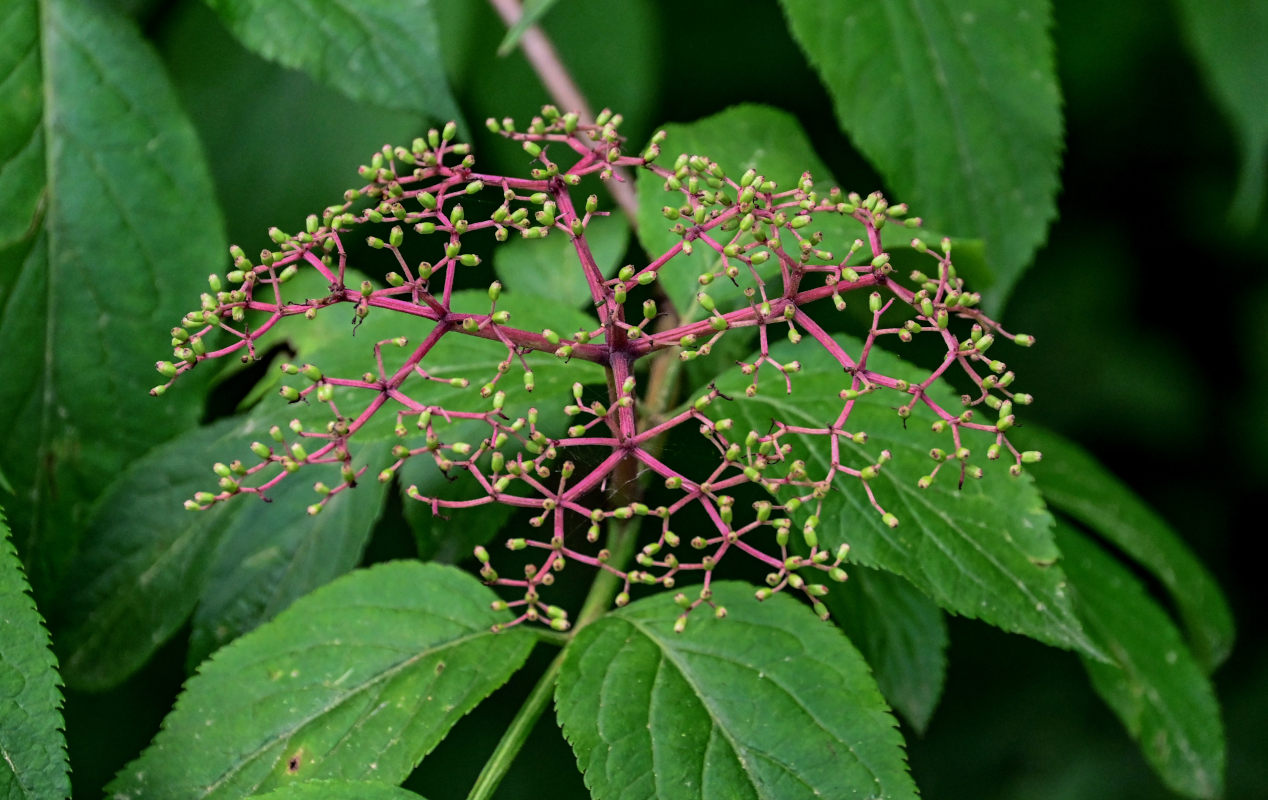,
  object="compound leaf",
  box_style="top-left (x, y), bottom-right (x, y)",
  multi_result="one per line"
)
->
top-left (109, 561), bottom-right (534, 800)
top-left (0, 504), bottom-right (70, 800)
top-left (1013, 425), bottom-right (1234, 672)
top-left (0, 0), bottom-right (223, 591)
top-left (779, 0), bottom-right (1062, 306)
top-left (205, 0), bottom-right (460, 123)
top-left (1056, 522), bottom-right (1225, 799)
top-left (557, 583), bottom-right (917, 800)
